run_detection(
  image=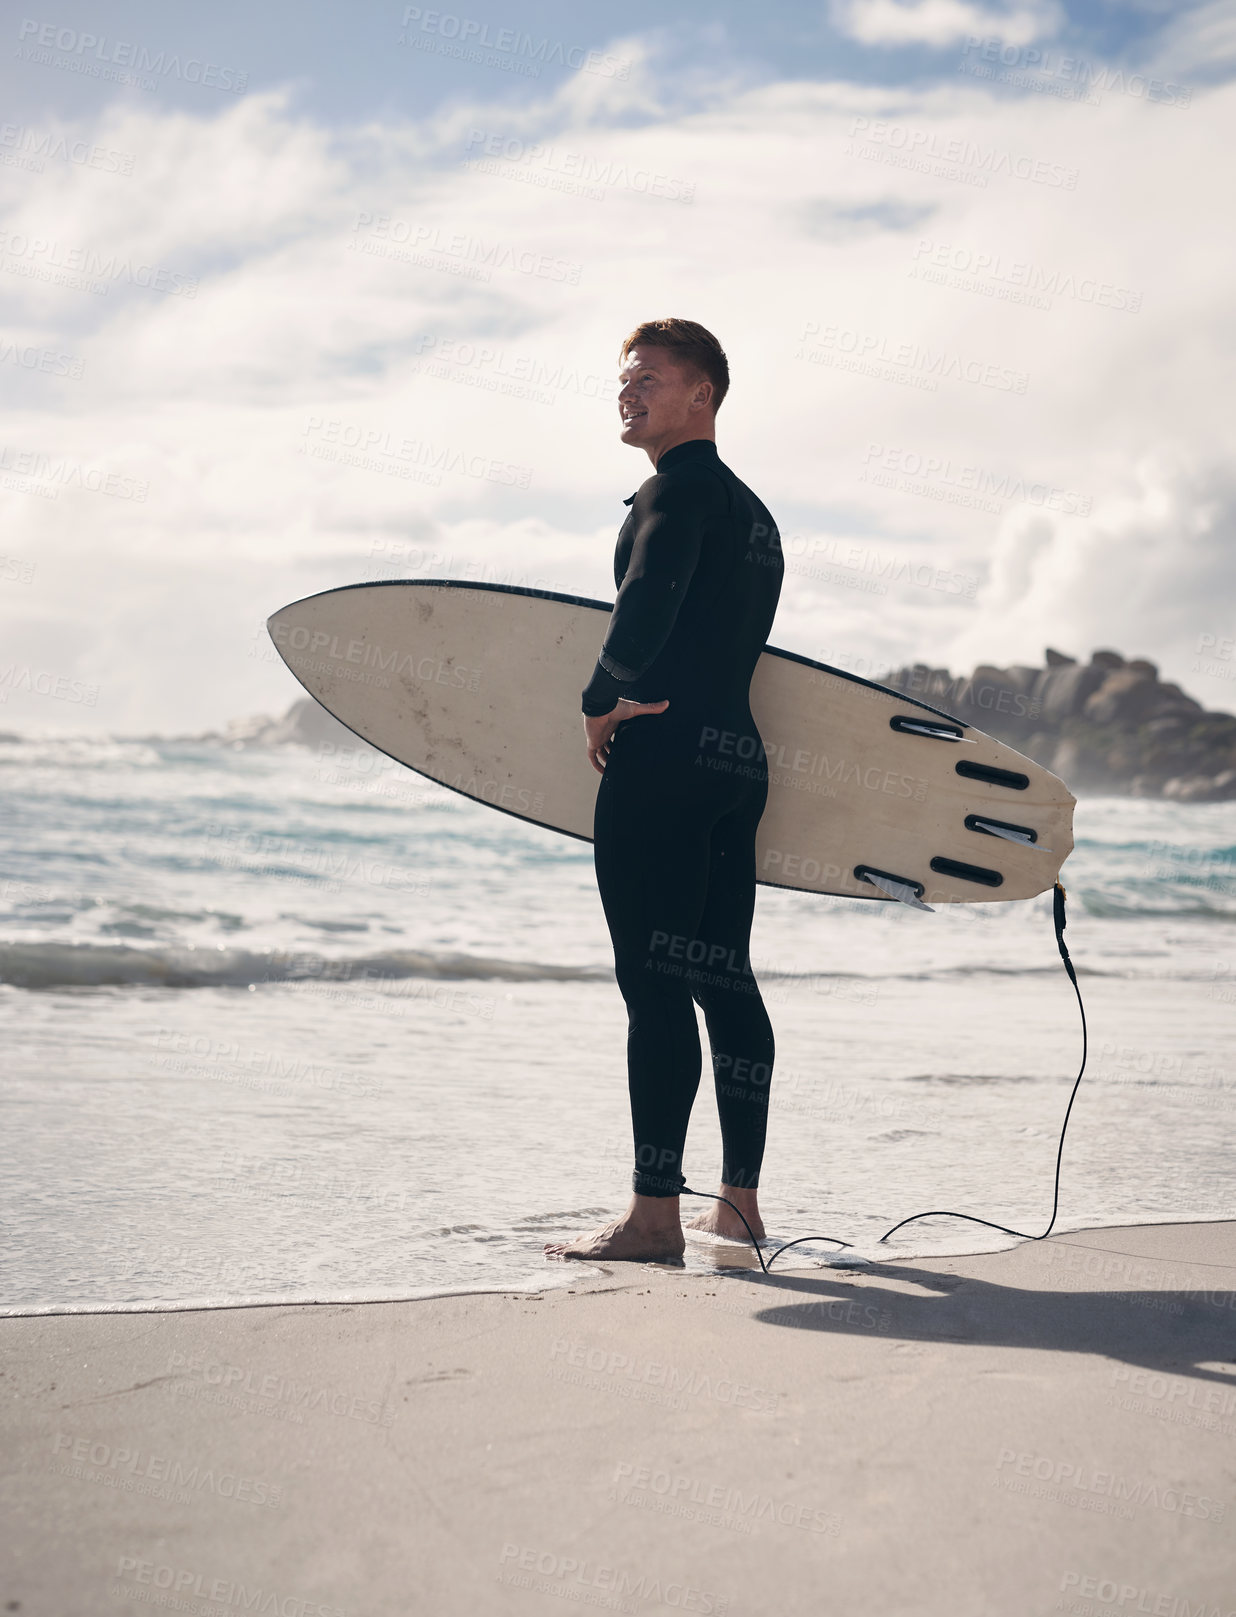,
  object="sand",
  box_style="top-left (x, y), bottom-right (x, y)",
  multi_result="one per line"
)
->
top-left (2, 1220), bottom-right (1234, 1616)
